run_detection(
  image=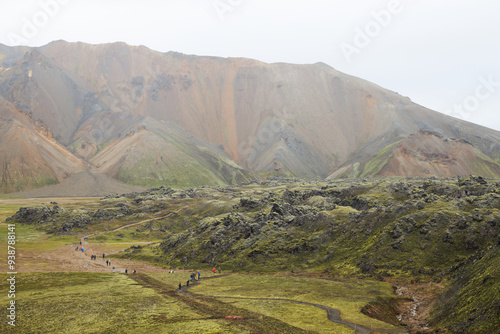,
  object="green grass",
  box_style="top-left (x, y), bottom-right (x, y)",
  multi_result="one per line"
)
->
top-left (7, 177), bottom-right (500, 332)
top-left (0, 202), bottom-right (27, 221)
top-left (146, 273), bottom-right (357, 332)
top-left (0, 223), bottom-right (82, 272)
top-left (134, 273), bottom-right (320, 333)
top-left (0, 273), bottom-right (235, 334)
top-left (189, 274), bottom-right (401, 331)
top-left (0, 222), bottom-right (74, 251)
top-left (218, 298), bottom-right (352, 333)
